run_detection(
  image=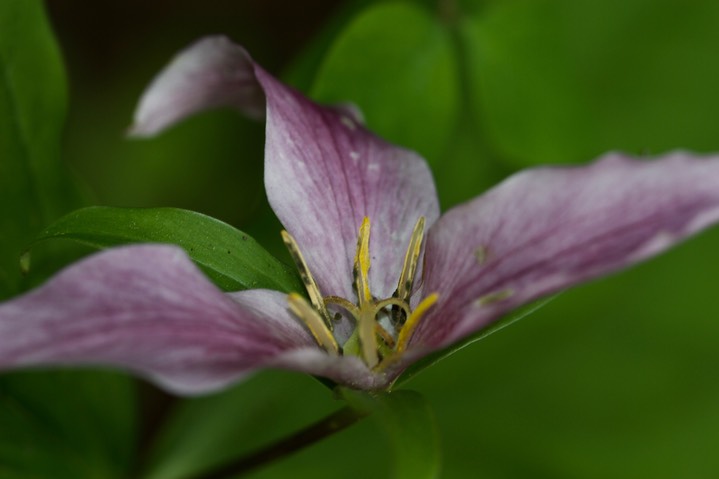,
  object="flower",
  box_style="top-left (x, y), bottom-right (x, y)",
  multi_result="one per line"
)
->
top-left (2, 36), bottom-right (719, 394)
